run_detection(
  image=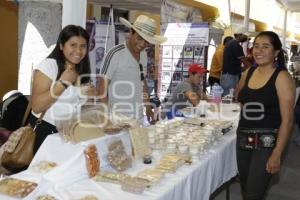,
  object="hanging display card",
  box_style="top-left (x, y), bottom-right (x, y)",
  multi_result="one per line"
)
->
top-left (158, 23), bottom-right (209, 100)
